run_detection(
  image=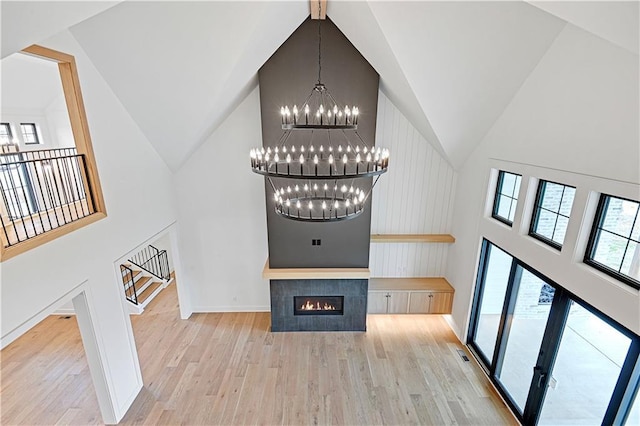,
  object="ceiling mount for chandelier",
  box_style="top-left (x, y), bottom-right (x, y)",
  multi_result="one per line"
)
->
top-left (250, 4), bottom-right (389, 222)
